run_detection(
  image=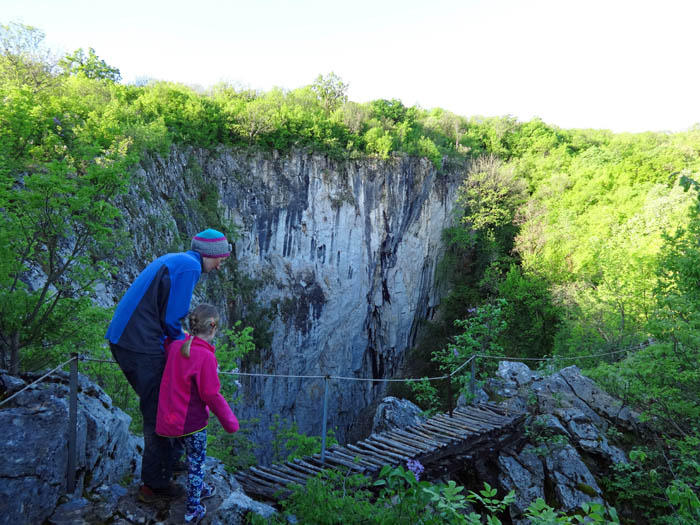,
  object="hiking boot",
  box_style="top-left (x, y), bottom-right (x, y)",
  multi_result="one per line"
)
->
top-left (138, 482), bottom-right (184, 503)
top-left (201, 483), bottom-right (216, 499)
top-left (185, 503), bottom-right (206, 523)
